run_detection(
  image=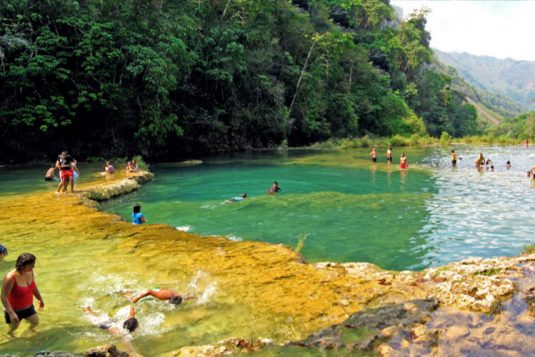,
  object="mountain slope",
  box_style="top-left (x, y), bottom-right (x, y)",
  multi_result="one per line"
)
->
top-left (434, 49), bottom-right (535, 111)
